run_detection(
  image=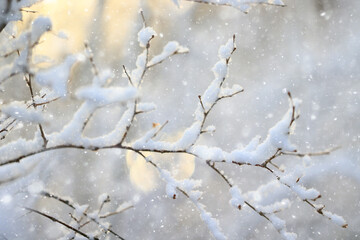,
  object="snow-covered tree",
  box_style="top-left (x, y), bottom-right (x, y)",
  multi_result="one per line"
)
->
top-left (0, 0), bottom-right (358, 239)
